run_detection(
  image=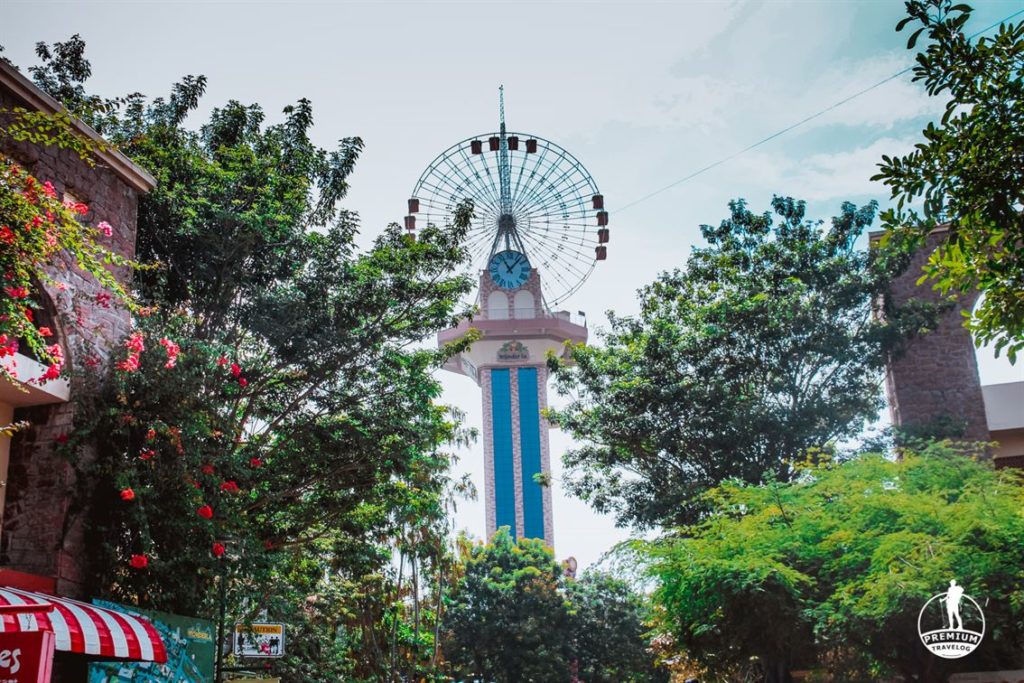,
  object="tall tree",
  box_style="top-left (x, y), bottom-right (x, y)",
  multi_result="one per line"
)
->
top-left (25, 37), bottom-right (475, 681)
top-left (874, 0), bottom-right (1024, 361)
top-left (550, 197), bottom-right (935, 529)
top-left (442, 529), bottom-right (573, 682)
